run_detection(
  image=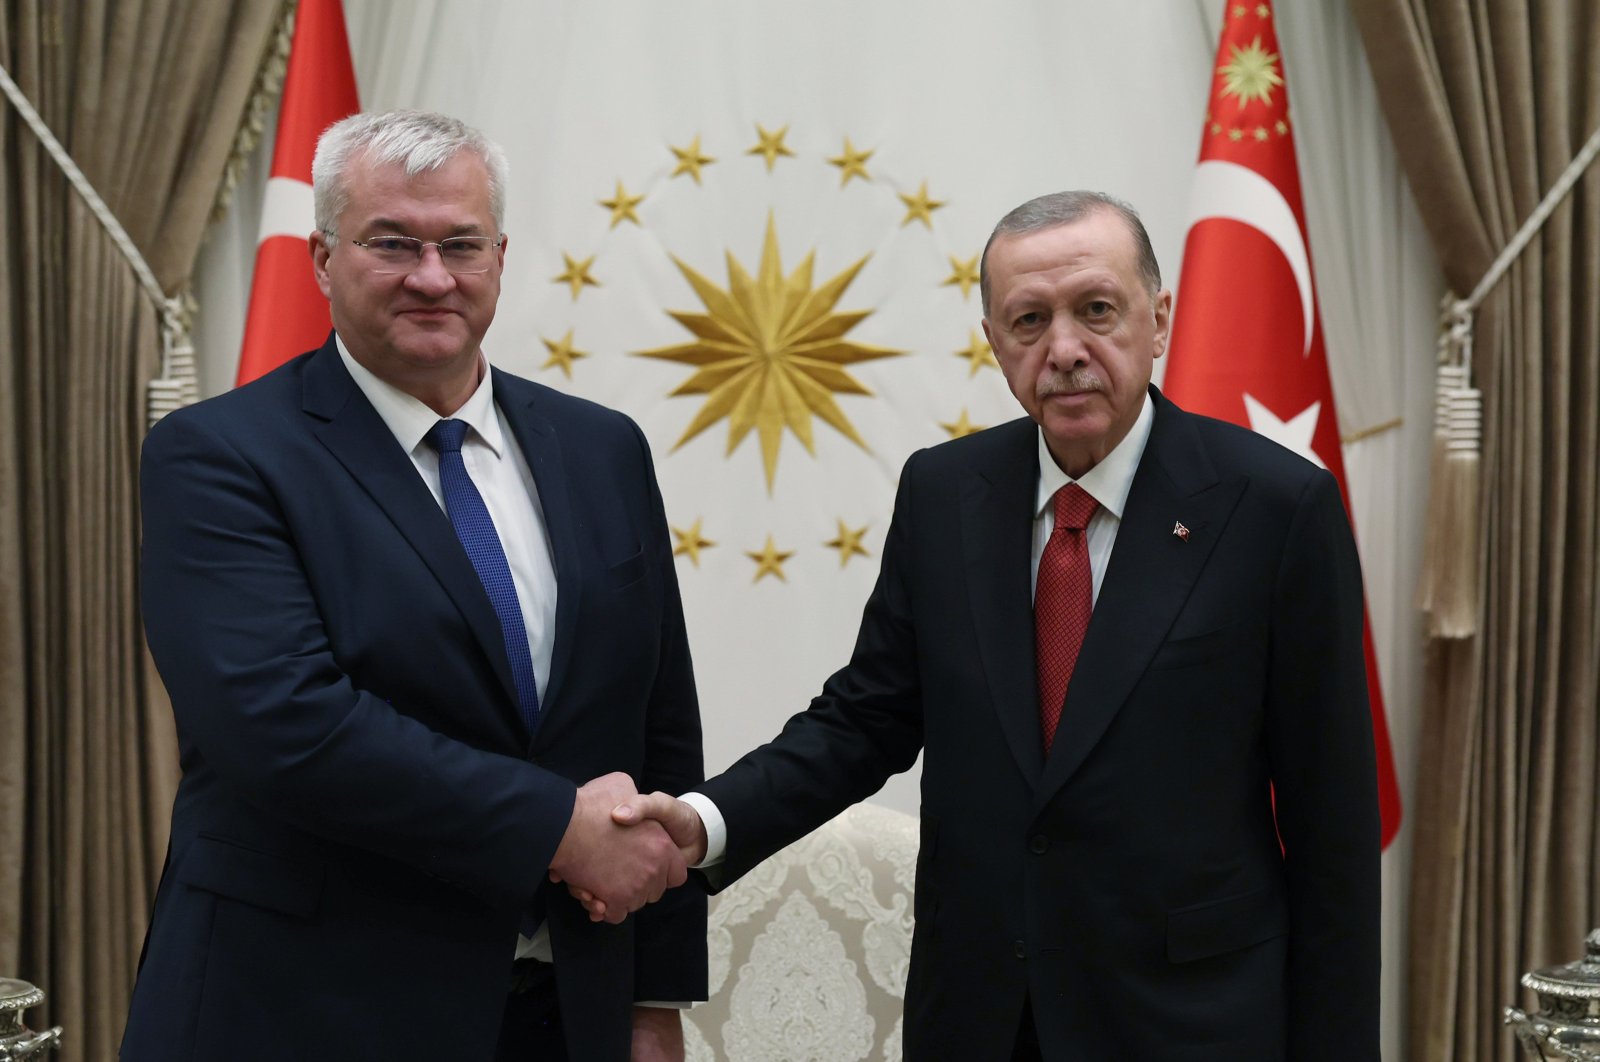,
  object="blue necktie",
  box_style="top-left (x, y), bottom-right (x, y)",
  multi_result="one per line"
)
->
top-left (425, 419), bottom-right (541, 735)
